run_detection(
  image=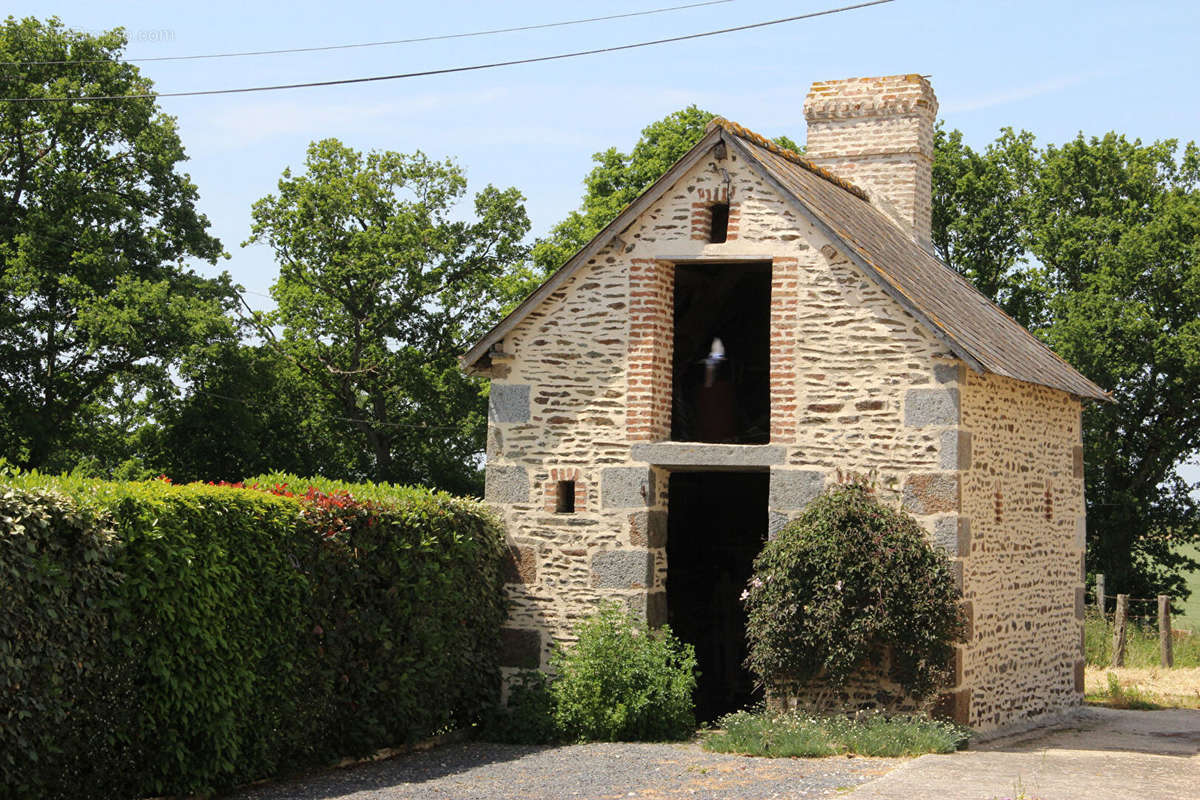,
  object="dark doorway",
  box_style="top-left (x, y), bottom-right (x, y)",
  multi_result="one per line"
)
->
top-left (666, 471), bottom-right (768, 723)
top-left (672, 261), bottom-right (771, 444)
